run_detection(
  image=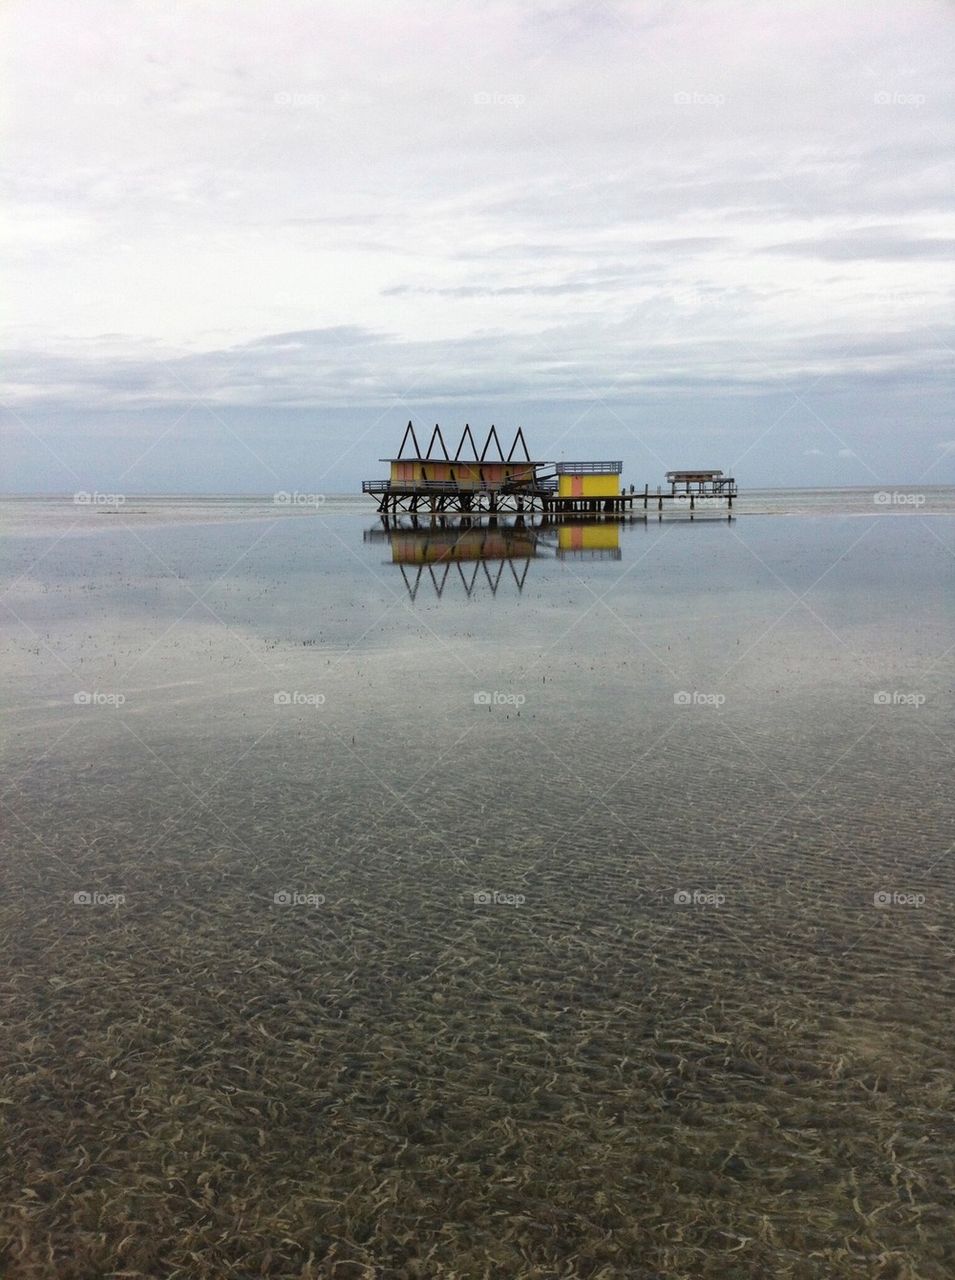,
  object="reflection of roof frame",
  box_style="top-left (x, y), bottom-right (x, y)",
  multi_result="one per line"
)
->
top-left (397, 556), bottom-right (532, 601)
